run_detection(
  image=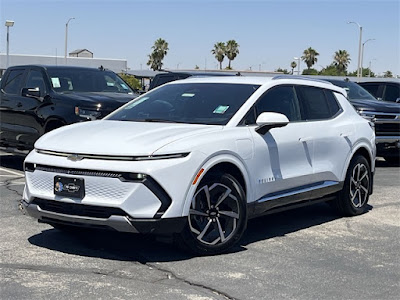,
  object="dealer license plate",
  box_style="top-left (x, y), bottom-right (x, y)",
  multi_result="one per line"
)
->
top-left (54, 176), bottom-right (85, 199)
